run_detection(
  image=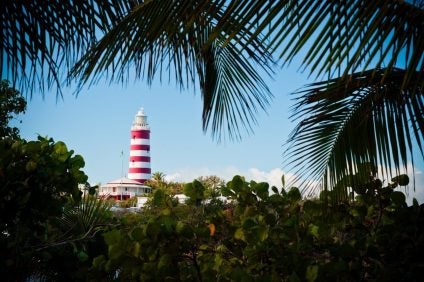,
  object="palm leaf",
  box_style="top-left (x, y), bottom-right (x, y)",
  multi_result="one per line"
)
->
top-left (36, 195), bottom-right (112, 252)
top-left (218, 0), bottom-right (423, 88)
top-left (285, 68), bottom-right (424, 195)
top-left (71, 0), bottom-right (273, 141)
top-left (54, 195), bottom-right (112, 240)
top-left (1, 0), bottom-right (133, 96)
top-left (214, 0), bottom-right (424, 192)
